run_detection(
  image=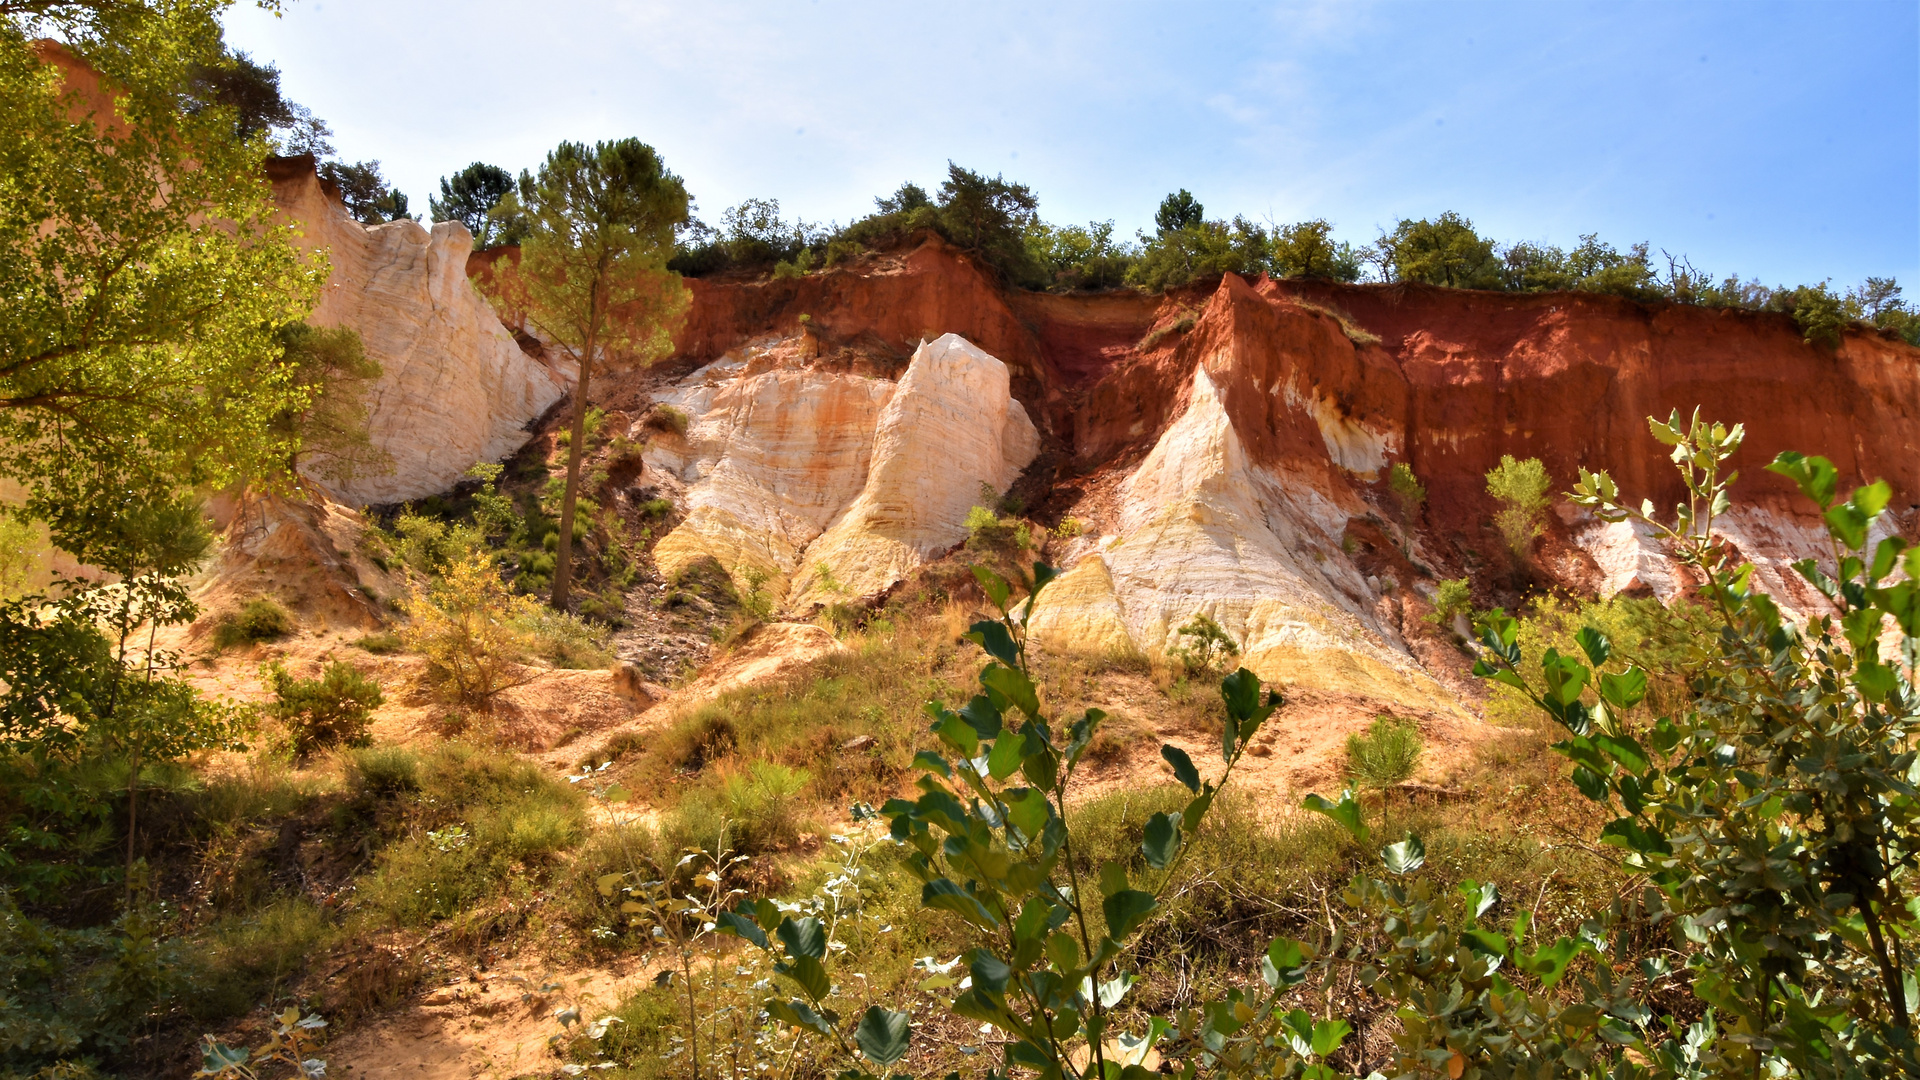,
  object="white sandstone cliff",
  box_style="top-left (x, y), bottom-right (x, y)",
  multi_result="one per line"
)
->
top-left (1028, 365), bottom-right (1458, 713)
top-left (272, 165), bottom-right (570, 506)
top-left (645, 334), bottom-right (1038, 614)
